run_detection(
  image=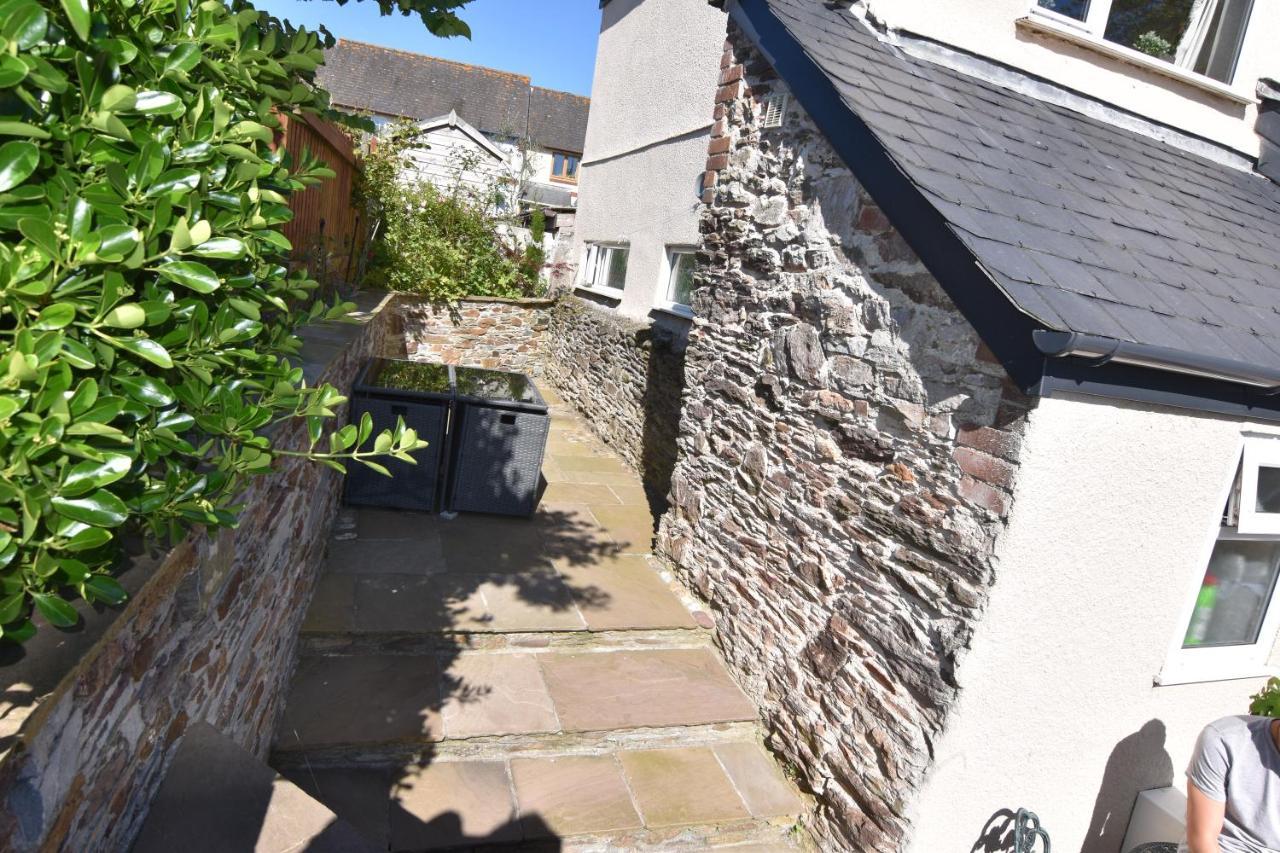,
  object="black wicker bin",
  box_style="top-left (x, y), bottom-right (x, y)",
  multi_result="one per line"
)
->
top-left (447, 367), bottom-right (549, 517)
top-left (343, 359), bottom-right (452, 513)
